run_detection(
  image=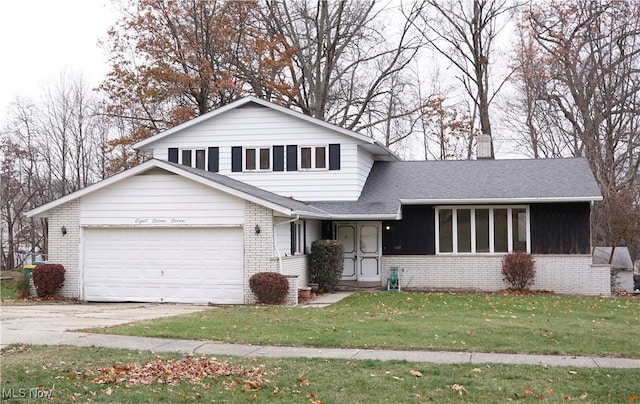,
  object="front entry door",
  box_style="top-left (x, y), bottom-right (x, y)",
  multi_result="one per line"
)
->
top-left (336, 222), bottom-right (381, 282)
